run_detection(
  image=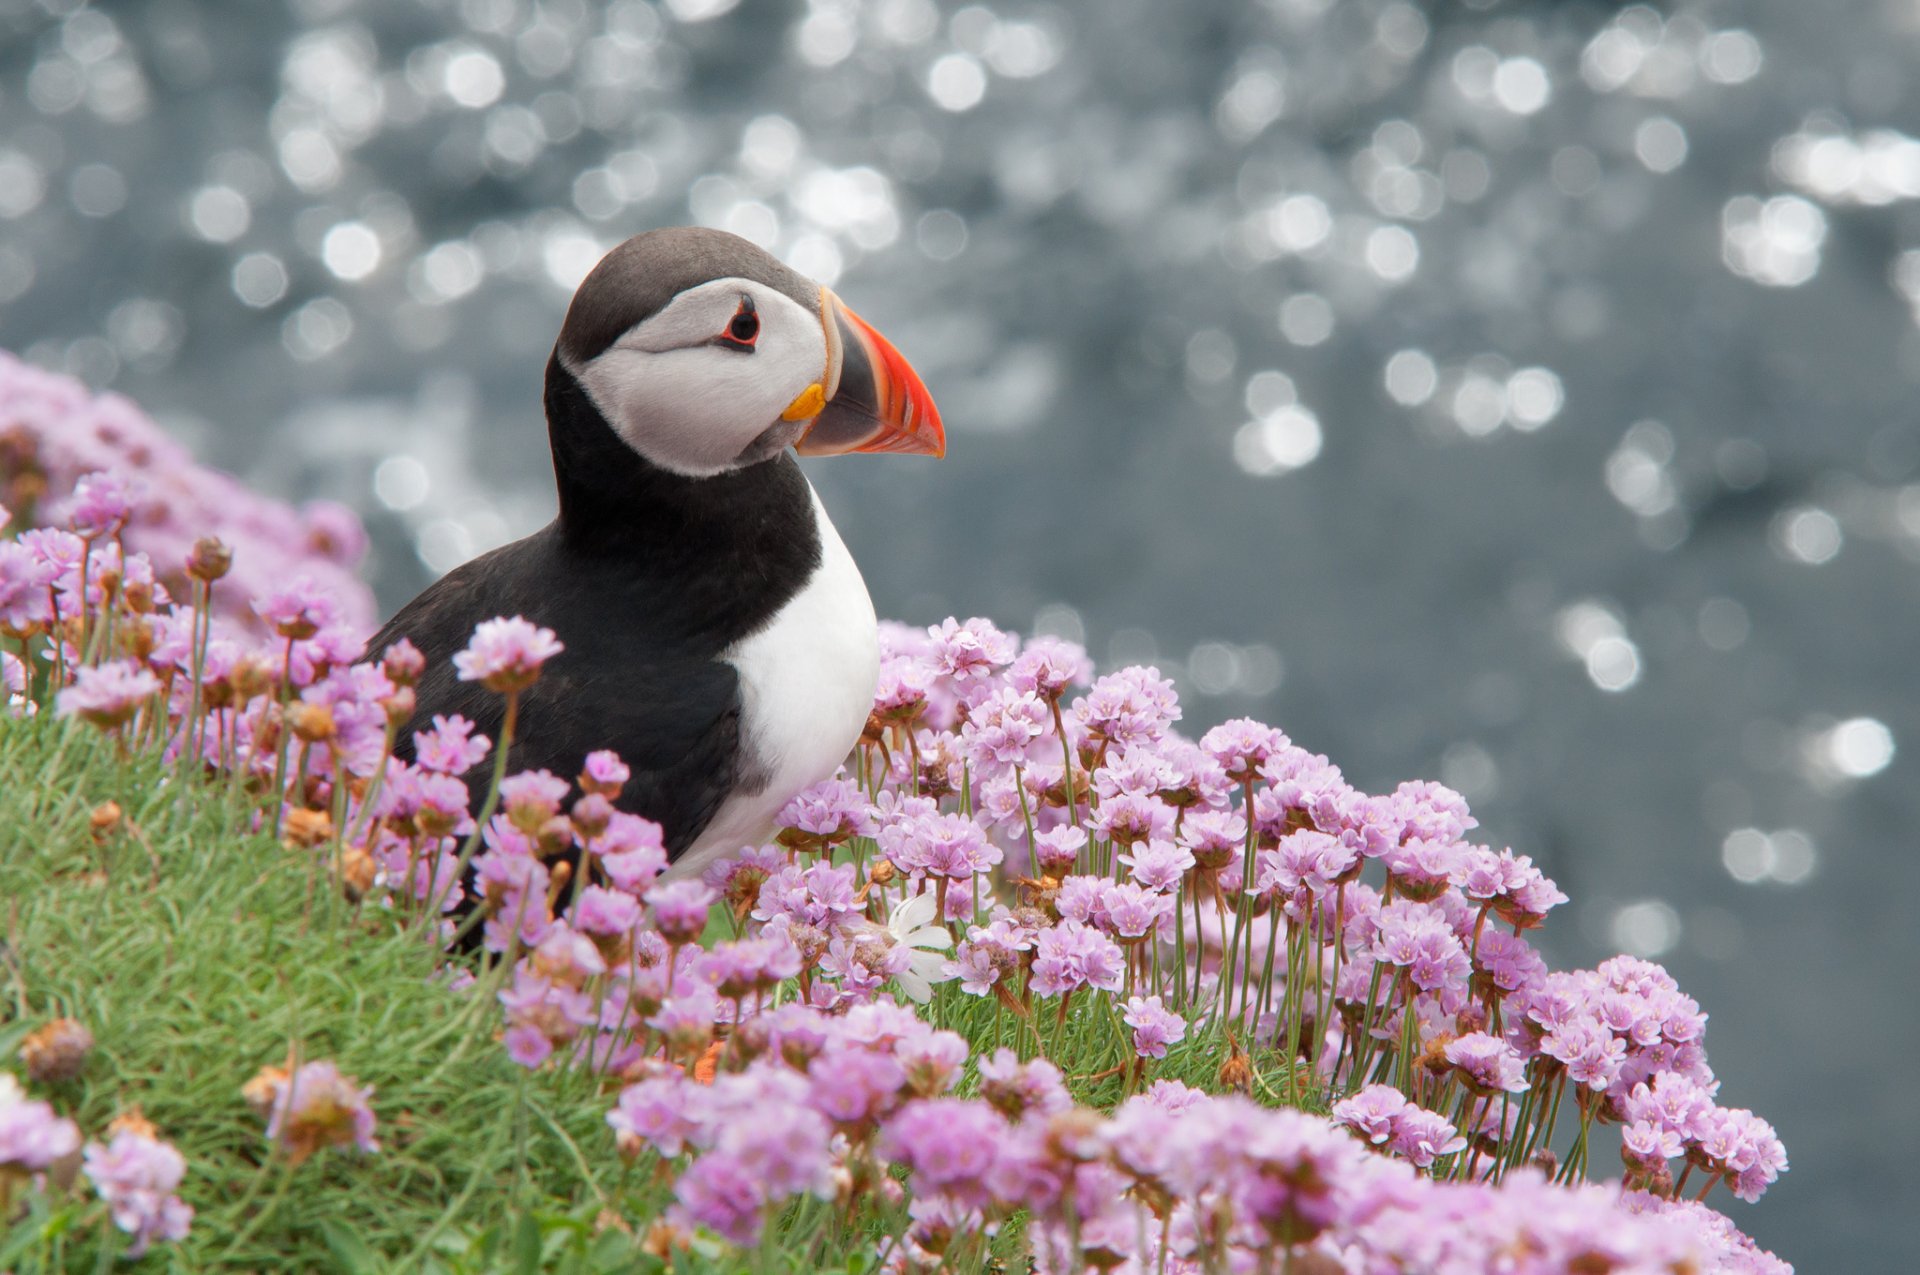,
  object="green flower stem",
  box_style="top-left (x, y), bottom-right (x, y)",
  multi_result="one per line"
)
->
top-left (430, 688), bottom-right (519, 924)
